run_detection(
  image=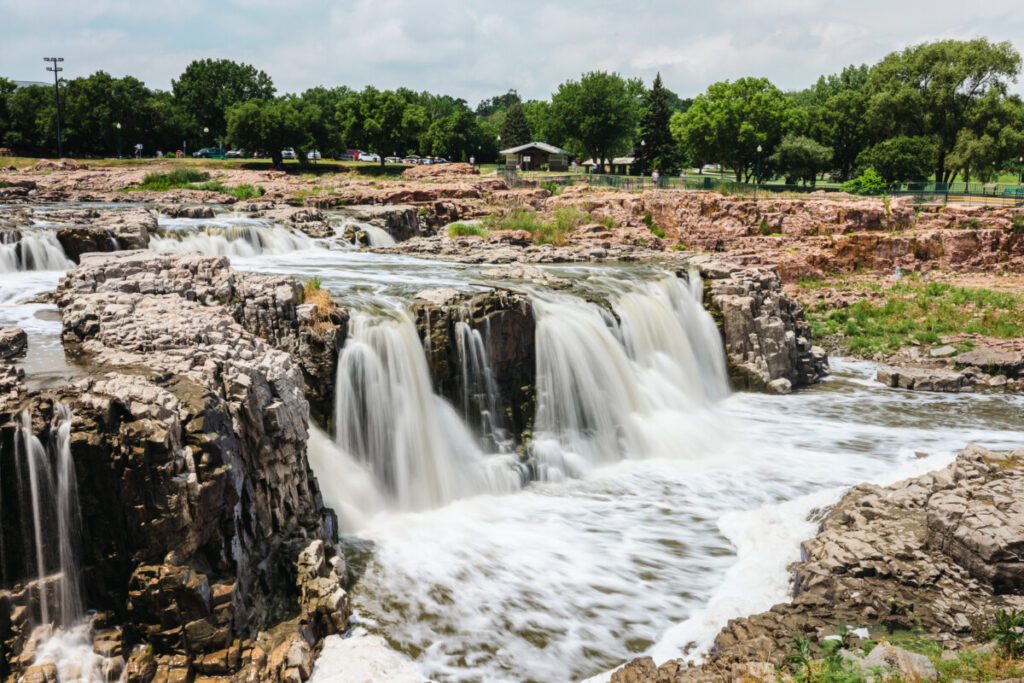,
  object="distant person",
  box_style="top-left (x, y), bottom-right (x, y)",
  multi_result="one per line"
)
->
top-left (571, 160), bottom-right (578, 173)
top-left (652, 169), bottom-right (660, 186)
top-left (156, 150), bottom-right (163, 158)
top-left (592, 161), bottom-right (599, 174)
top-left (176, 149), bottom-right (183, 158)
top-left (469, 155), bottom-right (475, 166)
